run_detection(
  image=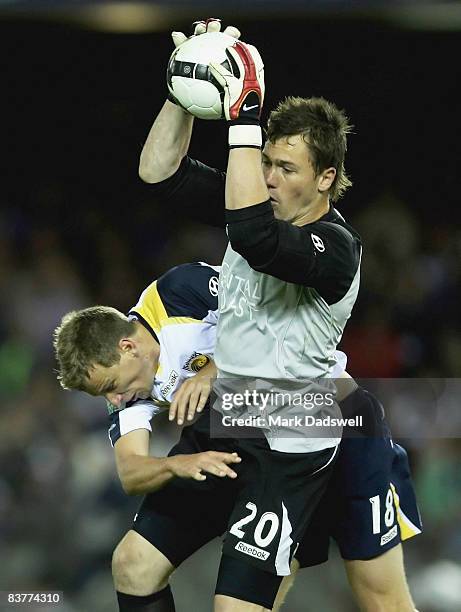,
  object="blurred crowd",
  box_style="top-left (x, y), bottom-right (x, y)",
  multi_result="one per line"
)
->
top-left (0, 187), bottom-right (460, 611)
